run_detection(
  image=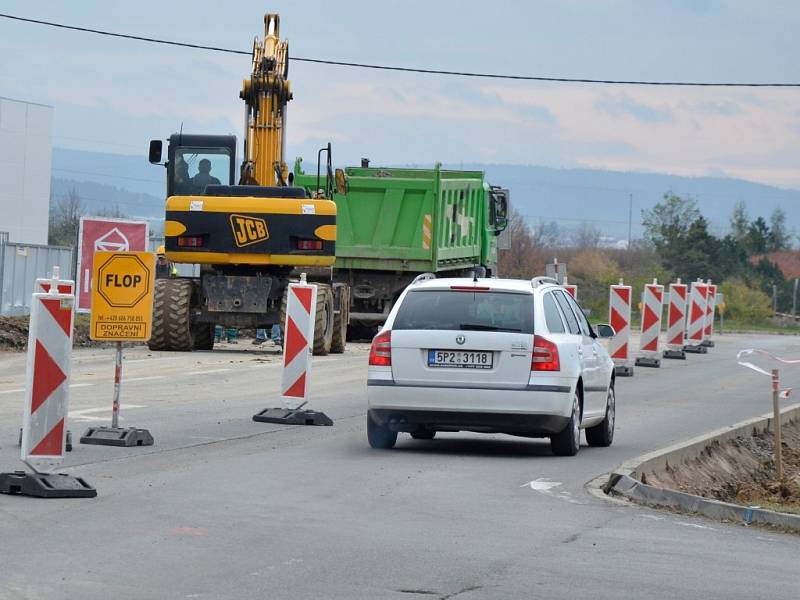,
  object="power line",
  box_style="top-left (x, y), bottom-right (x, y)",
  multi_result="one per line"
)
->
top-left (3, 13), bottom-right (800, 87)
top-left (52, 167), bottom-right (162, 184)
